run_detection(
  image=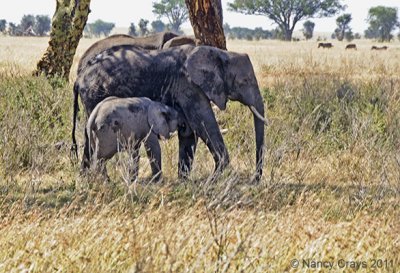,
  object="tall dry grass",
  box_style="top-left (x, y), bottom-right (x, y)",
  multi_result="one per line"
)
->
top-left (0, 36), bottom-right (399, 272)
